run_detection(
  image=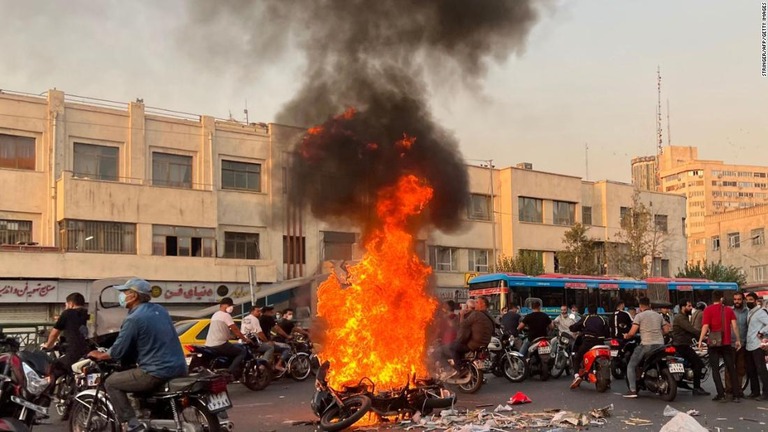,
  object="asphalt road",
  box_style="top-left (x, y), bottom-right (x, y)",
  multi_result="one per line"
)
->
top-left (38, 371), bottom-right (768, 432)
